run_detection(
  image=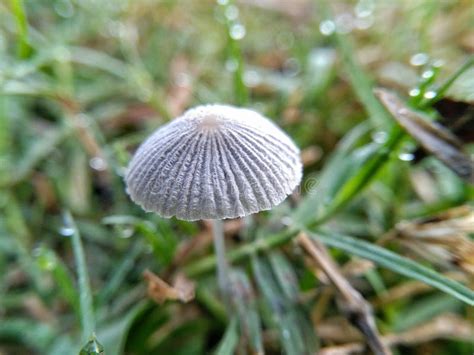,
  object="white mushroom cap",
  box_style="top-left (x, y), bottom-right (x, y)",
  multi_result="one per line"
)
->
top-left (125, 104), bottom-right (302, 221)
